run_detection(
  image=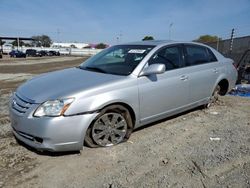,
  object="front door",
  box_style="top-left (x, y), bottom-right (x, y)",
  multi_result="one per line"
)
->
top-left (138, 45), bottom-right (190, 124)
